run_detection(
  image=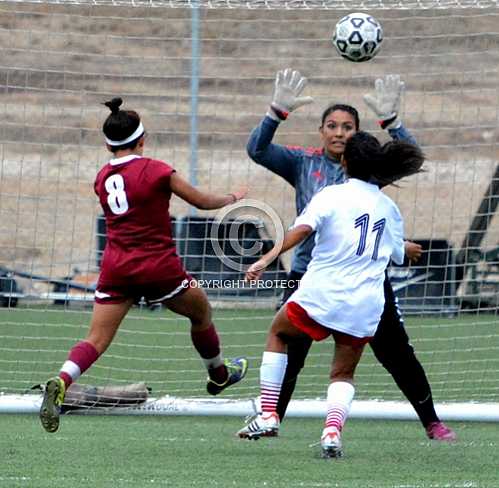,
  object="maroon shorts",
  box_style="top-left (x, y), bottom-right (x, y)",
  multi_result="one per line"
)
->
top-left (95, 272), bottom-right (194, 305)
top-left (286, 301), bottom-right (372, 346)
